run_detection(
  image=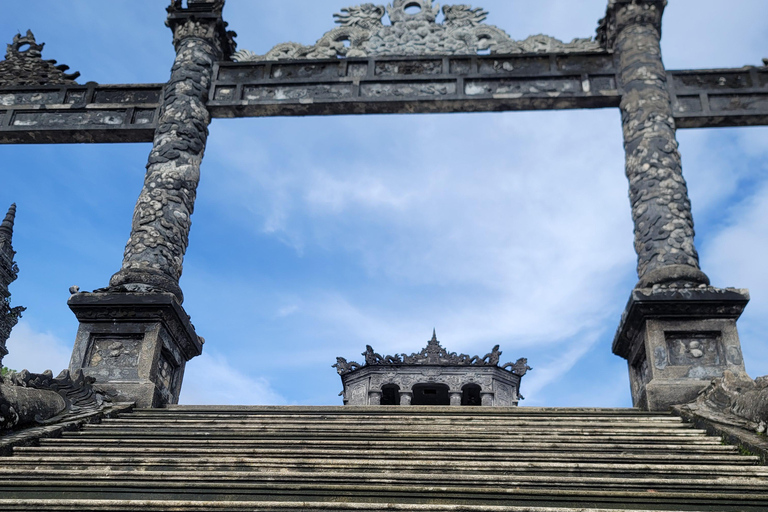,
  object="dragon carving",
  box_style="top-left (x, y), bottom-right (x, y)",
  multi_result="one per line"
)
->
top-left (232, 0), bottom-right (601, 62)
